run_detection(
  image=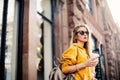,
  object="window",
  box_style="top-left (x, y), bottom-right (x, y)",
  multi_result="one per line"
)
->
top-left (5, 0), bottom-right (15, 79)
top-left (0, 0), bottom-right (22, 80)
top-left (90, 35), bottom-right (103, 80)
top-left (0, 0), bottom-right (4, 47)
top-left (36, 0), bottom-right (53, 79)
top-left (99, 45), bottom-right (106, 80)
top-left (85, 0), bottom-right (93, 14)
top-left (91, 35), bottom-right (97, 51)
top-left (37, 0), bottom-right (44, 80)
